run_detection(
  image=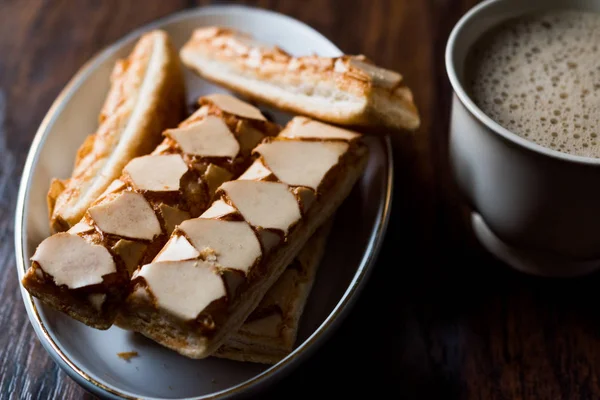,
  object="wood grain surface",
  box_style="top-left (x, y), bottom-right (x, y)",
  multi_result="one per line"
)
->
top-left (2, 0), bottom-right (600, 399)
